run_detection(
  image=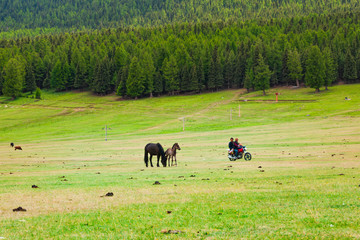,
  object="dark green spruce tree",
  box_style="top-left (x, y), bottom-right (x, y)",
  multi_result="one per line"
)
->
top-left (287, 49), bottom-right (303, 87)
top-left (126, 56), bottom-right (145, 98)
top-left (254, 54), bottom-right (272, 95)
top-left (323, 47), bottom-right (337, 90)
top-left (224, 50), bottom-right (236, 88)
top-left (116, 66), bottom-right (128, 97)
top-left (92, 56), bottom-right (112, 95)
top-left (208, 46), bottom-right (222, 90)
top-left (343, 50), bottom-right (357, 83)
top-left (51, 60), bottom-right (67, 91)
top-left (163, 56), bottom-right (179, 95)
top-left (305, 45), bottom-right (325, 92)
top-left (2, 58), bottom-right (25, 98)
top-left (24, 61), bottom-right (36, 94)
